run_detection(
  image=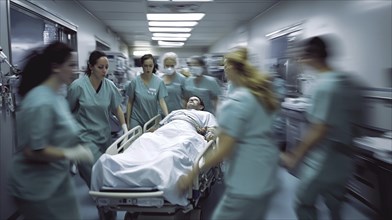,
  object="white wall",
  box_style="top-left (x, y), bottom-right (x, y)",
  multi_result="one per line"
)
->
top-left (25, 0), bottom-right (129, 70)
top-left (209, 0), bottom-right (392, 88)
